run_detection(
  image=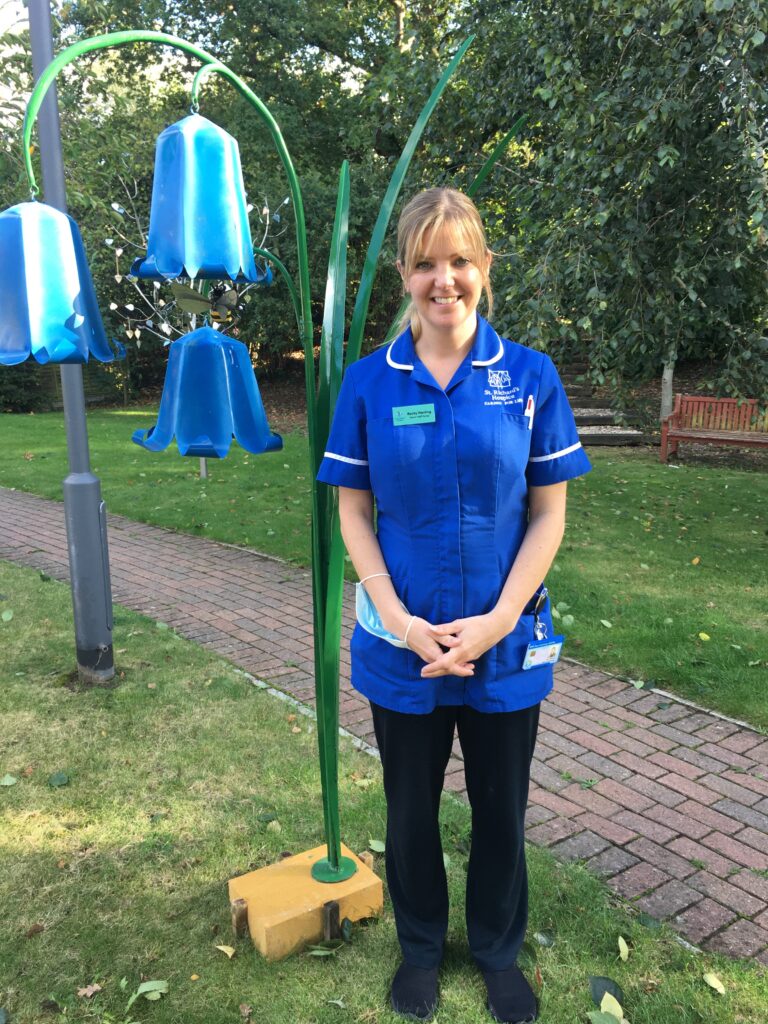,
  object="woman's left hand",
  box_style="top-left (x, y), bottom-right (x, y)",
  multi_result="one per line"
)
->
top-left (420, 612), bottom-right (512, 677)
